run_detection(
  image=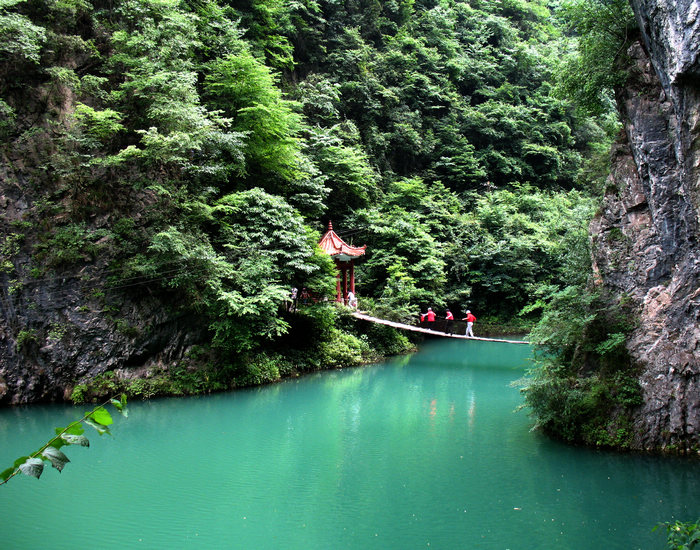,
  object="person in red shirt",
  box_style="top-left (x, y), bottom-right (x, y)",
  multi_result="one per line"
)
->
top-left (462, 310), bottom-right (476, 337)
top-left (421, 307), bottom-right (436, 327)
top-left (445, 309), bottom-right (454, 334)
